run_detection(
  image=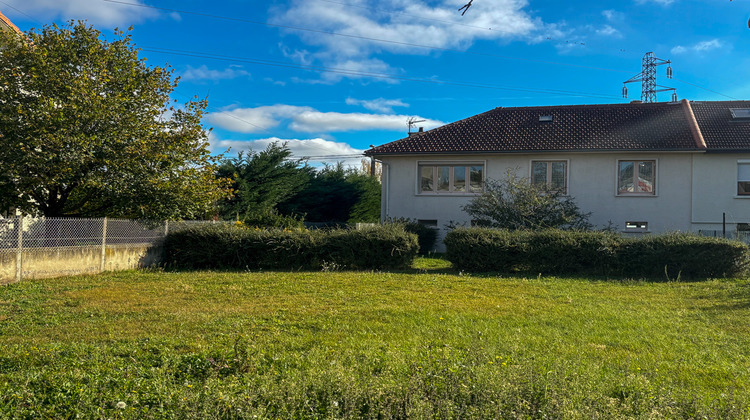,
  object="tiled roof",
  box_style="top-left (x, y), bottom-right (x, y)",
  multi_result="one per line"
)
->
top-left (0, 10), bottom-right (23, 36)
top-left (366, 100), bottom-right (750, 156)
top-left (690, 101), bottom-right (750, 151)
